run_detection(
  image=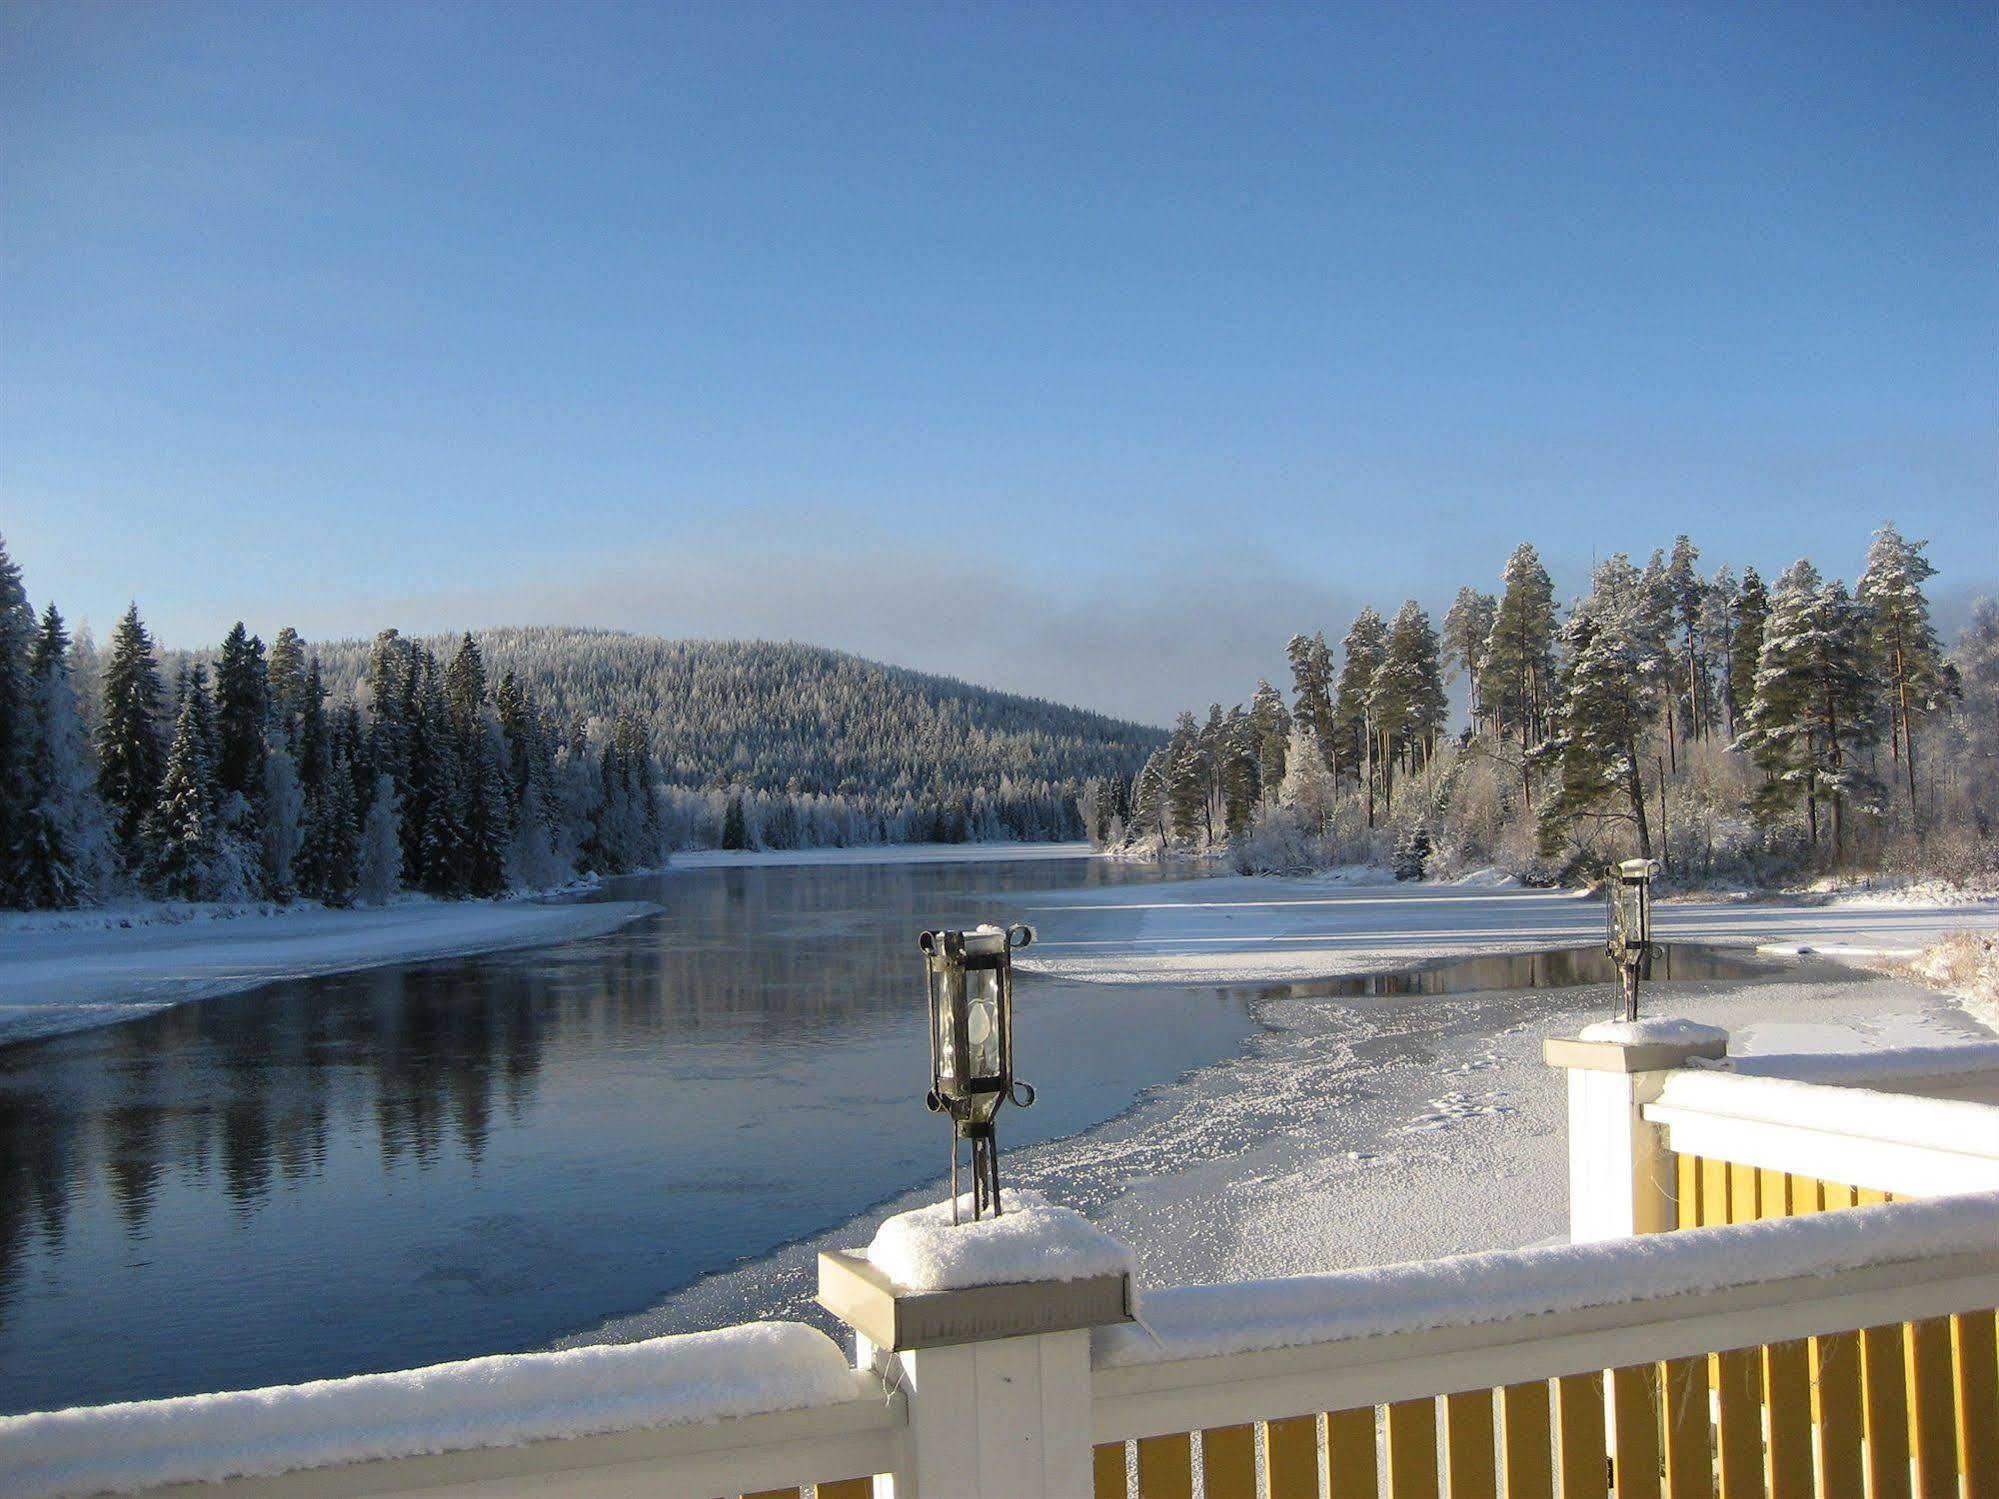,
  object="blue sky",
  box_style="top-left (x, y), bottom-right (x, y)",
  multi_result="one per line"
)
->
top-left (3, 1), bottom-right (1993, 724)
